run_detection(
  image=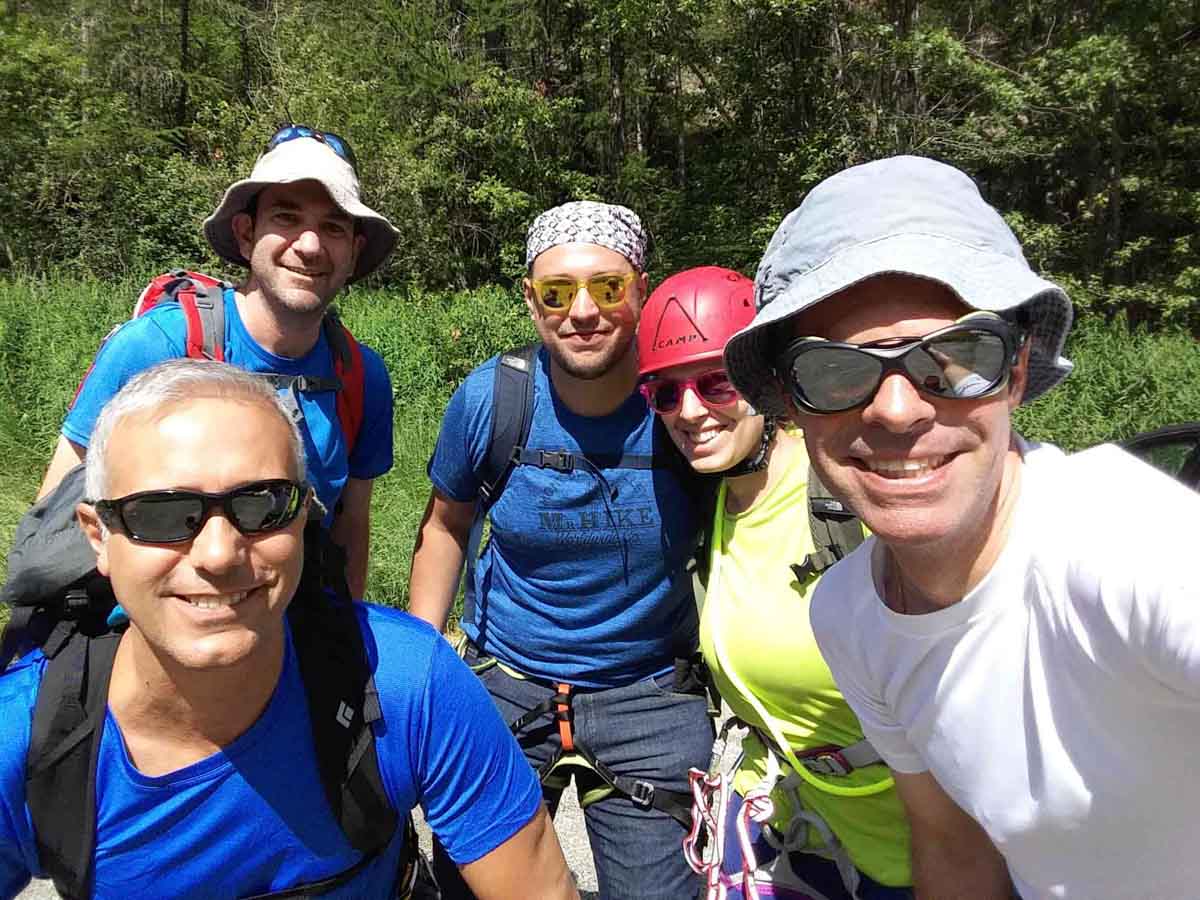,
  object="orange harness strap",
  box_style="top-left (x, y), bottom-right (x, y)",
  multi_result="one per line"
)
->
top-left (553, 683), bottom-right (575, 751)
